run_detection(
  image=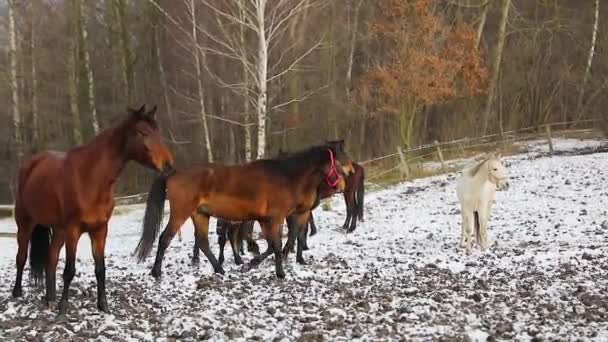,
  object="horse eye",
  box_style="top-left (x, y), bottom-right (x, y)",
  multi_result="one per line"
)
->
top-left (493, 168), bottom-right (498, 171)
